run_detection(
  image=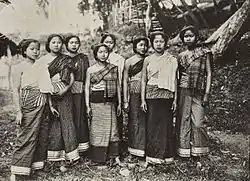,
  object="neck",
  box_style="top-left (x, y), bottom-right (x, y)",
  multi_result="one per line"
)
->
top-left (155, 51), bottom-right (164, 56)
top-left (50, 51), bottom-right (60, 57)
top-left (135, 53), bottom-right (144, 59)
top-left (187, 44), bottom-right (197, 50)
top-left (97, 61), bottom-right (106, 66)
top-left (25, 57), bottom-right (35, 64)
top-left (68, 51), bottom-right (78, 57)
